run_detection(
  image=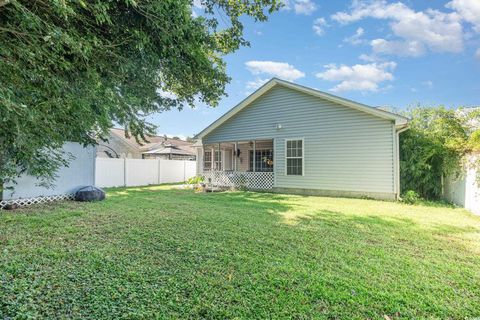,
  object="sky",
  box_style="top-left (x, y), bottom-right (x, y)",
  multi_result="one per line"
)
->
top-left (152, 0), bottom-right (480, 139)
